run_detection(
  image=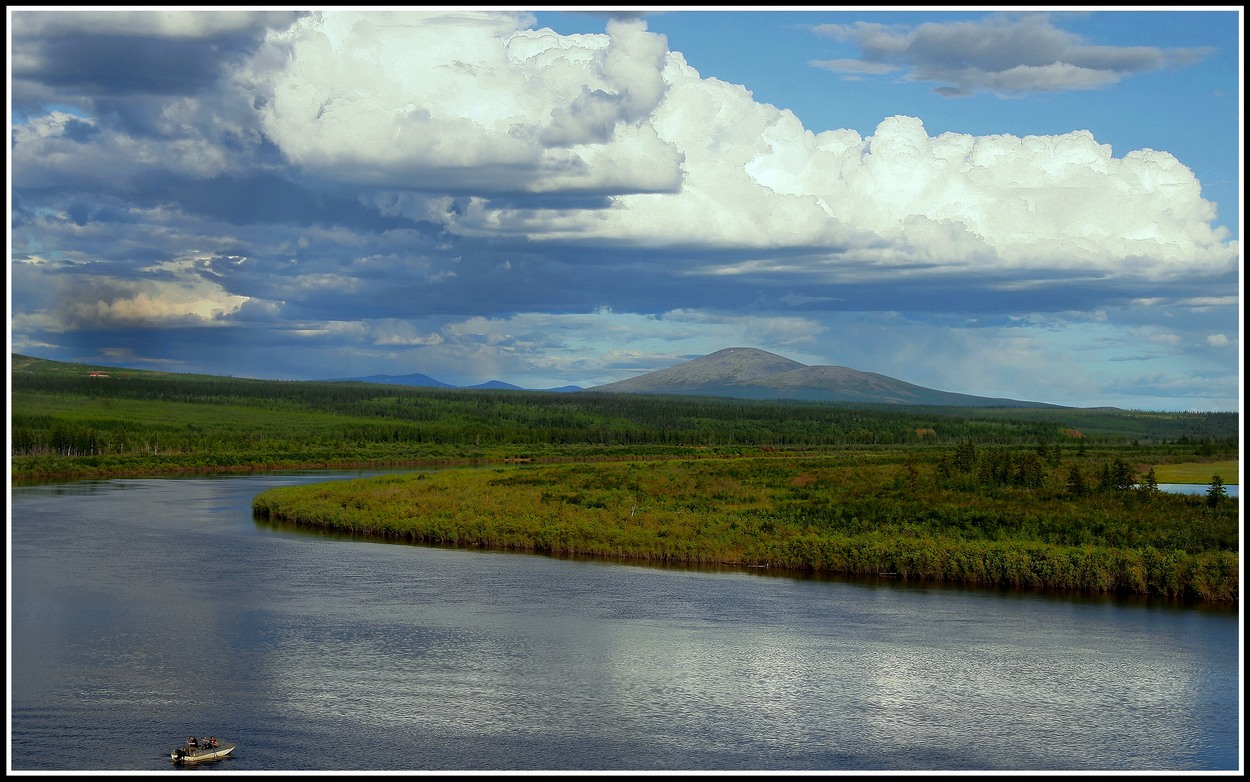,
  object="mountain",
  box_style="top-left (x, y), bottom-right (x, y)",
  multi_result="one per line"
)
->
top-left (329, 372), bottom-right (454, 388)
top-left (326, 373), bottom-right (581, 393)
top-left (583, 347), bottom-right (1062, 408)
